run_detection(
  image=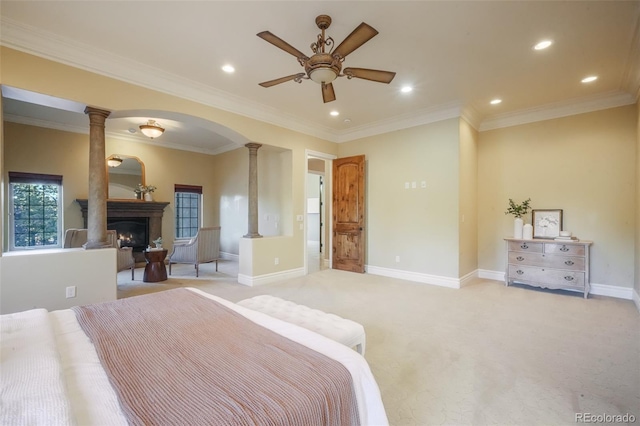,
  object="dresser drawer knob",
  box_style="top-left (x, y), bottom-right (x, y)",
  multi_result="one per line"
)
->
top-left (516, 270), bottom-right (524, 275)
top-left (520, 244), bottom-right (529, 249)
top-left (516, 256), bottom-right (524, 261)
top-left (564, 276), bottom-right (574, 281)
top-left (565, 260), bottom-right (574, 266)
top-left (560, 245), bottom-right (569, 252)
